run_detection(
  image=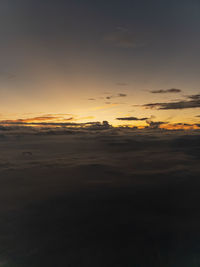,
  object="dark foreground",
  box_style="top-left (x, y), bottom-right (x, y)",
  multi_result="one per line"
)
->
top-left (0, 130), bottom-right (200, 266)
